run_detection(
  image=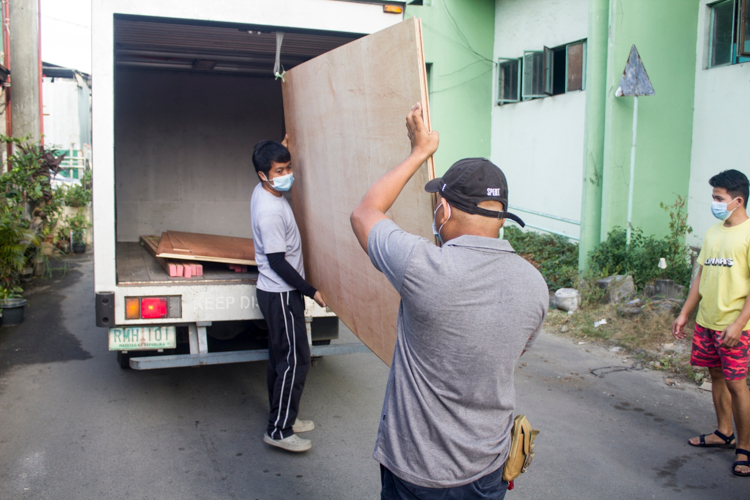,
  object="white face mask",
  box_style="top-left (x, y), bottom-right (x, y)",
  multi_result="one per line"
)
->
top-left (711, 198), bottom-right (739, 221)
top-left (262, 172), bottom-right (294, 192)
